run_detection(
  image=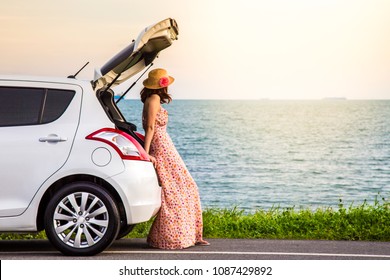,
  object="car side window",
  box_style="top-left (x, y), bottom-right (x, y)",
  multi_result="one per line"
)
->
top-left (0, 87), bottom-right (75, 126)
top-left (41, 89), bottom-right (75, 124)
